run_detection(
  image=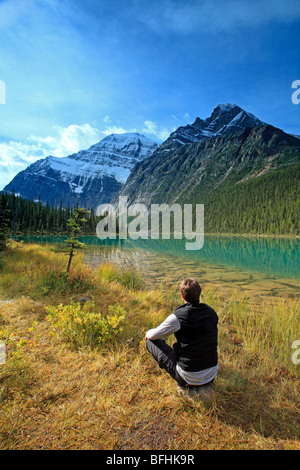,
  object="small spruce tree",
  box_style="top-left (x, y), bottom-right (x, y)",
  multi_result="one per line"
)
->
top-left (64, 207), bottom-right (88, 272)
